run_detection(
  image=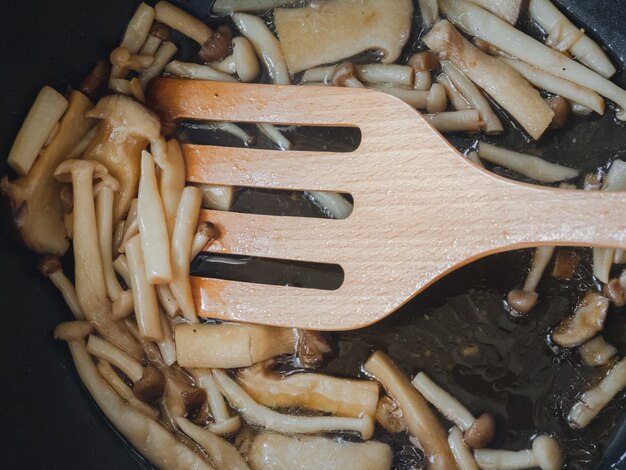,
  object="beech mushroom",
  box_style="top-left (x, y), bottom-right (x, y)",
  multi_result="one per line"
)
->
top-left (568, 358), bottom-right (626, 428)
top-left (424, 21), bottom-right (553, 140)
top-left (1, 91), bottom-right (95, 255)
top-left (176, 417), bottom-right (249, 470)
top-left (139, 22), bottom-right (171, 56)
top-left (528, 0), bottom-right (616, 78)
top-left (258, 123), bottom-right (292, 150)
top-left (247, 433), bottom-right (393, 470)
top-left (438, 0), bottom-right (626, 120)
top-left (38, 255), bottom-right (84, 320)
top-left (330, 63), bottom-right (364, 88)
top-left (111, 2), bottom-right (155, 78)
top-left (140, 41), bottom-right (178, 87)
top-left (546, 96), bottom-right (571, 129)
top-left (552, 291), bottom-right (609, 348)
top-left (237, 362), bottom-right (379, 419)
top-left (477, 142), bottom-right (579, 183)
top-left (110, 47), bottom-right (154, 73)
top-left (474, 435), bottom-right (562, 470)
top-left (448, 426), bottom-right (479, 470)
top-left (441, 62), bottom-right (503, 134)
top-left (233, 13), bottom-right (290, 85)
top-left (436, 74), bottom-right (472, 111)
top-left (190, 222), bottom-right (221, 259)
top-left (507, 246), bottom-right (555, 314)
top-left (376, 395), bottom-right (408, 433)
top-left (551, 249), bottom-right (580, 281)
top-left (274, 0), bottom-right (413, 74)
top-left (408, 51), bottom-right (439, 91)
top-left (210, 37), bottom-right (260, 83)
top-left (54, 321), bottom-right (94, 342)
top-left (137, 151), bottom-right (172, 284)
top-left (170, 186), bottom-right (202, 323)
top-left (56, 334), bottom-right (211, 469)
top-left (164, 60), bottom-right (237, 82)
top-left (364, 352), bottom-right (456, 469)
top-left (175, 323), bottom-right (296, 369)
top-left (425, 110), bottom-right (485, 133)
top-left (412, 372), bottom-right (495, 448)
top-left (501, 58), bottom-right (604, 115)
top-left (199, 184), bottom-right (235, 211)
top-left (603, 273), bottom-right (626, 307)
top-left (419, 0), bottom-right (439, 27)
top-left (579, 336), bottom-right (617, 367)
top-left (54, 159), bottom-right (142, 359)
top-left (212, 369), bottom-right (374, 438)
top-left (212, 0), bottom-right (305, 14)
top-left (370, 84), bottom-right (447, 113)
top-left (306, 191), bottom-right (353, 220)
top-left (82, 95), bottom-right (162, 223)
top-left (355, 64), bottom-right (414, 87)
top-left (466, 0), bottom-right (525, 25)
top-left (125, 235), bottom-right (164, 341)
top-left (192, 369), bottom-right (241, 435)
